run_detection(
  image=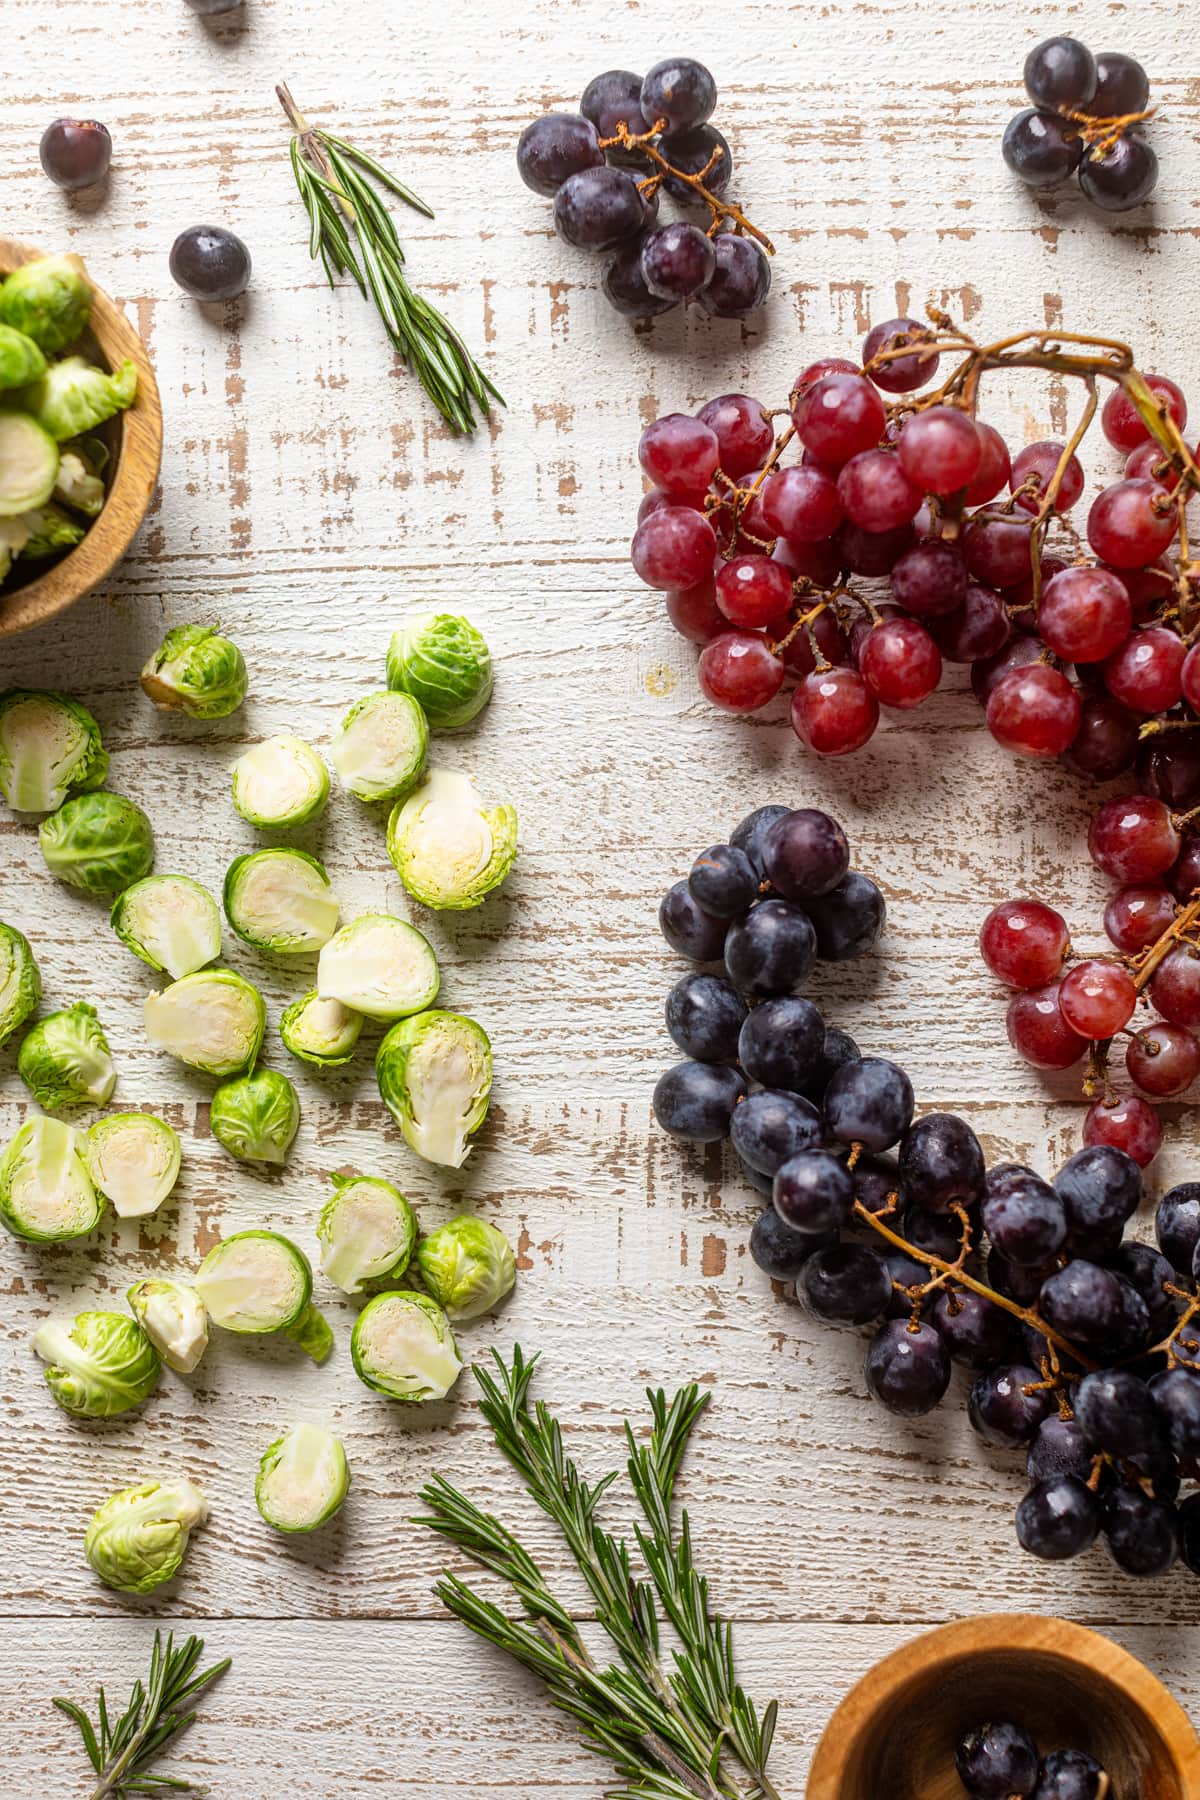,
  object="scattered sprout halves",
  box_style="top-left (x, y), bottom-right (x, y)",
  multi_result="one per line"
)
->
top-left (0, 921), bottom-right (41, 1046)
top-left (0, 1116), bottom-right (101, 1243)
top-left (317, 913), bottom-right (439, 1021)
top-left (351, 1288), bottom-right (462, 1402)
top-left (256, 1423), bottom-right (350, 1533)
top-left (376, 1009), bottom-right (492, 1168)
top-left (223, 848), bottom-right (339, 954)
top-left (127, 1278), bottom-right (209, 1373)
top-left (330, 690), bottom-right (428, 805)
top-left (141, 625), bottom-right (247, 720)
top-left (280, 991), bottom-right (362, 1068)
top-left (317, 1173), bottom-right (417, 1295)
top-left (111, 874), bottom-right (222, 979)
top-left (195, 1230), bottom-right (332, 1363)
top-left (143, 968), bottom-right (266, 1076)
top-left (0, 689), bottom-right (107, 813)
top-left (87, 1113), bottom-right (181, 1218)
top-left (387, 766), bottom-right (517, 910)
top-left (232, 734), bottom-right (329, 828)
